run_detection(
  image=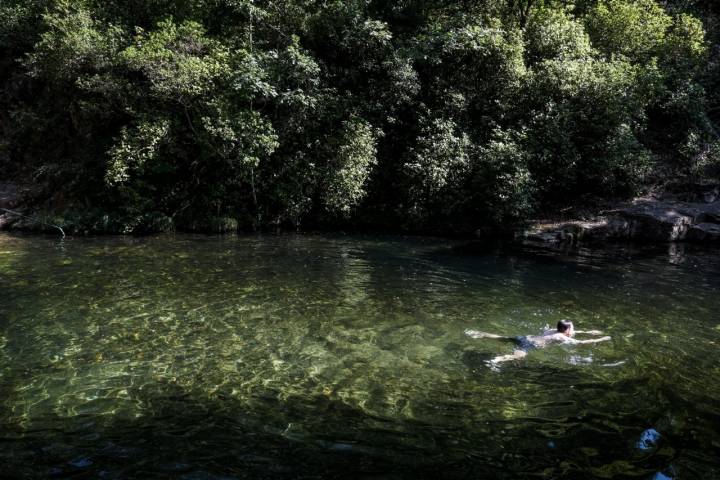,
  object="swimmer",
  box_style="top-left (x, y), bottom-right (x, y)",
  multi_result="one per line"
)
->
top-left (465, 320), bottom-right (611, 364)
